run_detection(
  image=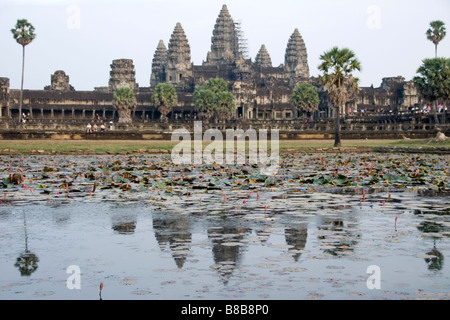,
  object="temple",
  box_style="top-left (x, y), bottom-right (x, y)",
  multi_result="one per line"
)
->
top-left (0, 4), bottom-right (447, 135)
